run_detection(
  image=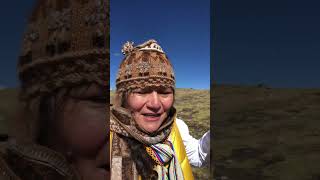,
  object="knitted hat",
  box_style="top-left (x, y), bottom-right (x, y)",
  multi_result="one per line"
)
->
top-left (18, 0), bottom-right (109, 103)
top-left (116, 39), bottom-right (175, 92)
top-left (13, 0), bottom-right (109, 142)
